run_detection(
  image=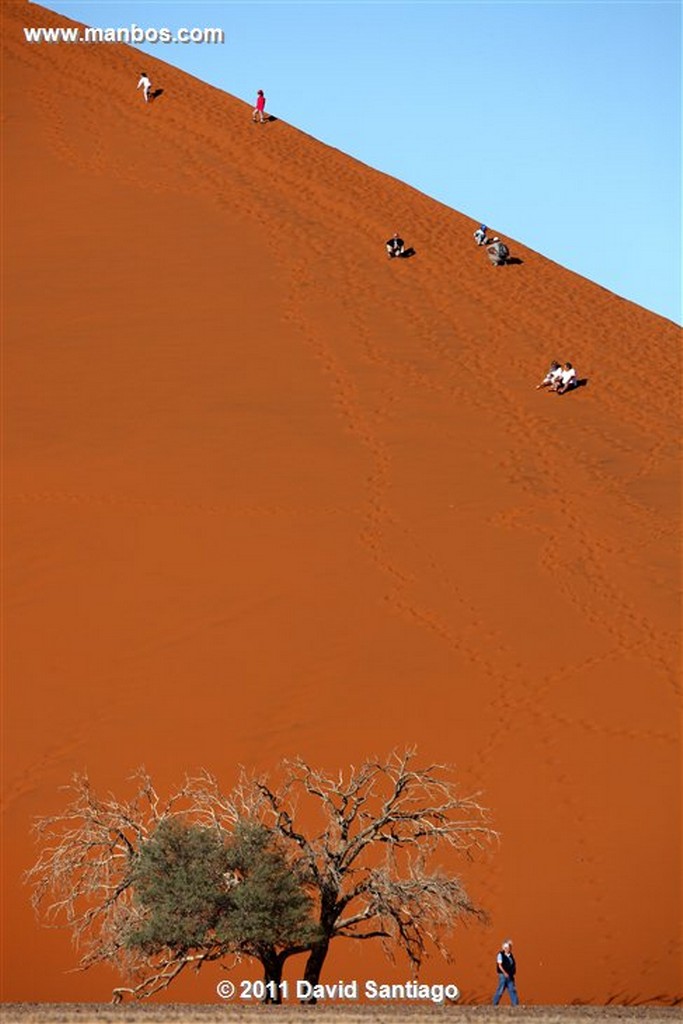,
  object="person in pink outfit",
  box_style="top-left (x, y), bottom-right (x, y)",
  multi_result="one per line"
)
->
top-left (252, 89), bottom-right (267, 123)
